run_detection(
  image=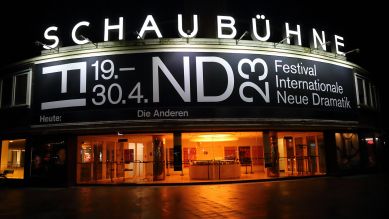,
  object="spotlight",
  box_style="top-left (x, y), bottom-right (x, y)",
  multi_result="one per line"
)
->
top-left (79, 35), bottom-right (97, 48)
top-left (236, 30), bottom-right (249, 45)
top-left (274, 35), bottom-right (293, 47)
top-left (344, 48), bottom-right (360, 55)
